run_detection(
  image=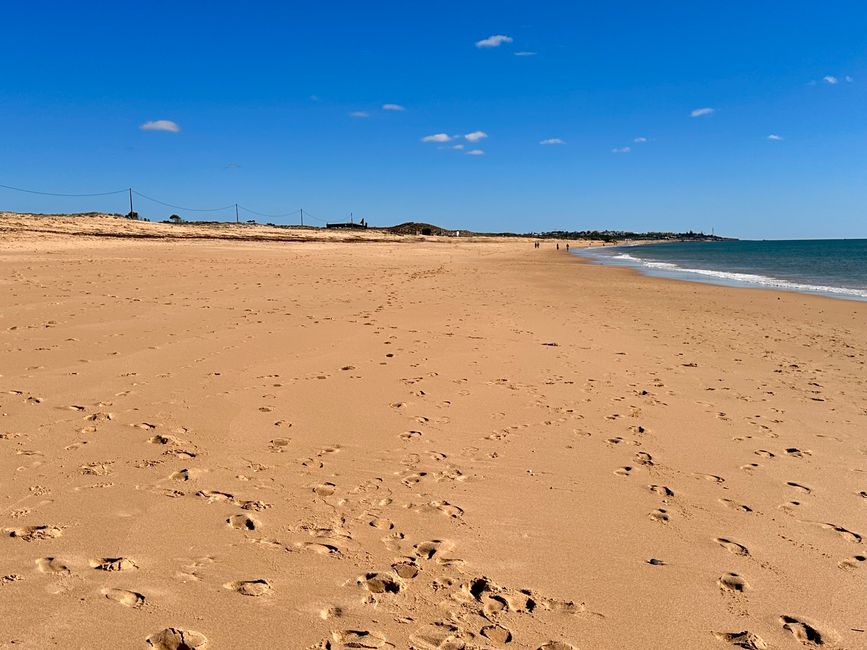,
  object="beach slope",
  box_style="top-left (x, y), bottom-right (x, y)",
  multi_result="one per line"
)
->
top-left (1, 220), bottom-right (865, 649)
